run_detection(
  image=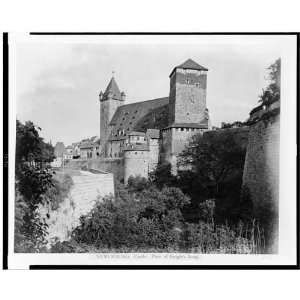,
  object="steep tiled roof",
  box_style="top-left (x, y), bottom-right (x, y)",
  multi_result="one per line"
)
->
top-left (103, 77), bottom-right (122, 100)
top-left (170, 59), bottom-right (208, 77)
top-left (133, 103), bottom-right (169, 132)
top-left (146, 129), bottom-right (160, 139)
top-left (109, 97), bottom-right (169, 138)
